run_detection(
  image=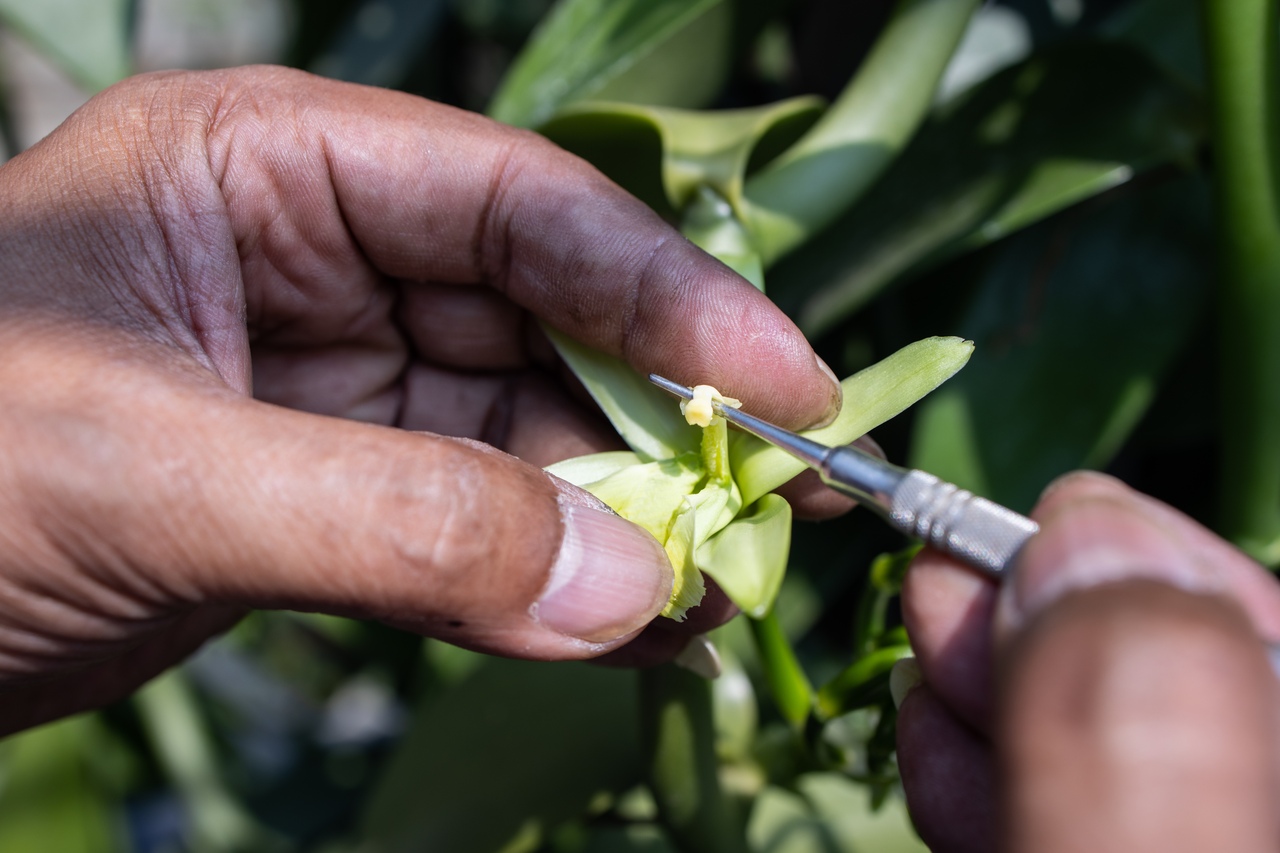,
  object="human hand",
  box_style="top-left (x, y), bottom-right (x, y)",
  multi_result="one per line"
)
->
top-left (896, 471), bottom-right (1280, 853)
top-left (0, 66), bottom-right (844, 733)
